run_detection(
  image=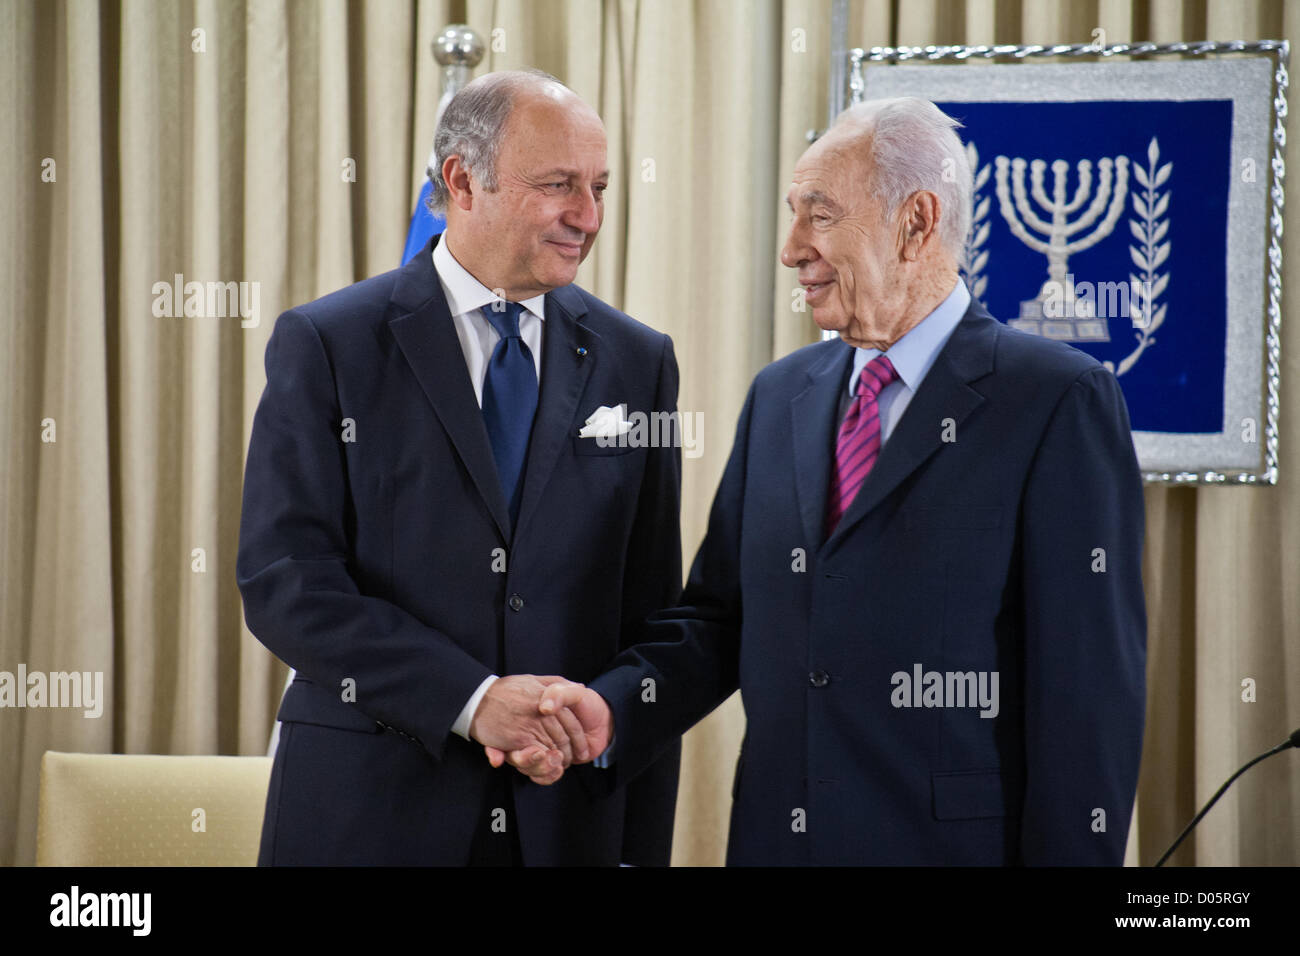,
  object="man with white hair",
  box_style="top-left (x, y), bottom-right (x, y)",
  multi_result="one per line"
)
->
top-left (515, 97), bottom-right (1147, 865)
